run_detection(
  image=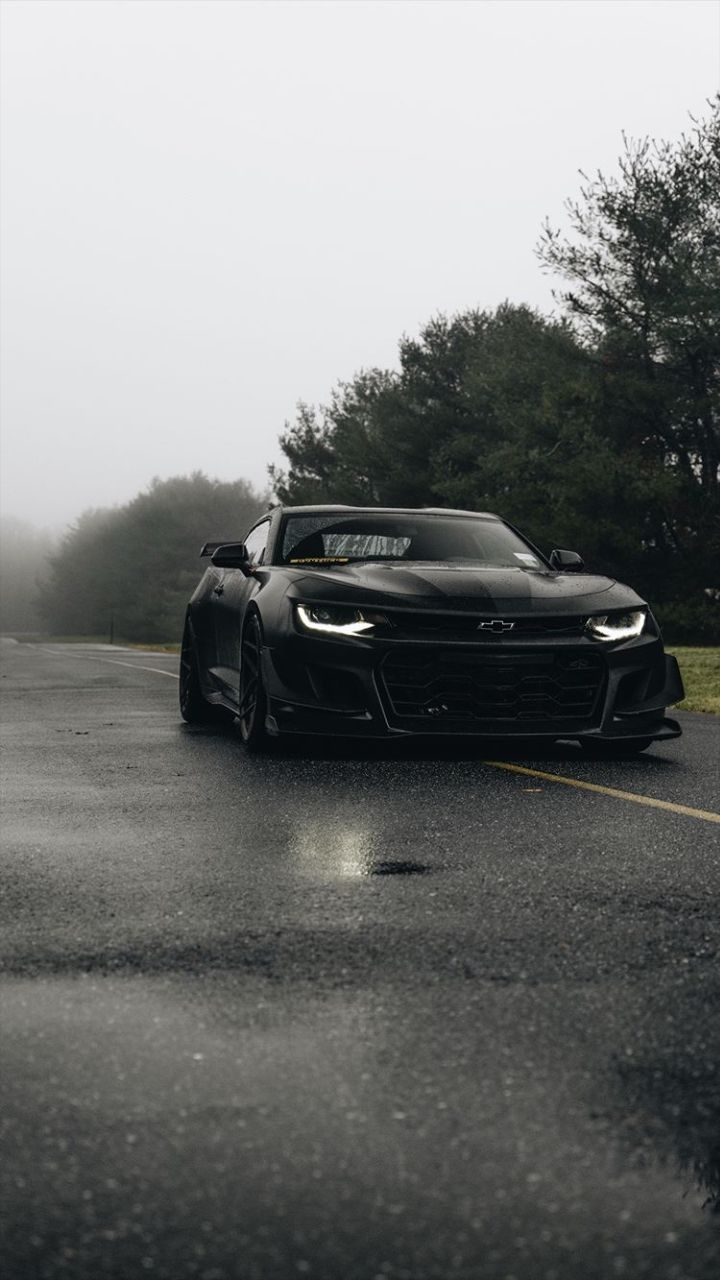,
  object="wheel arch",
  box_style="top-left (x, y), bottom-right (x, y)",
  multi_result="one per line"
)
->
top-left (242, 600), bottom-right (266, 640)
